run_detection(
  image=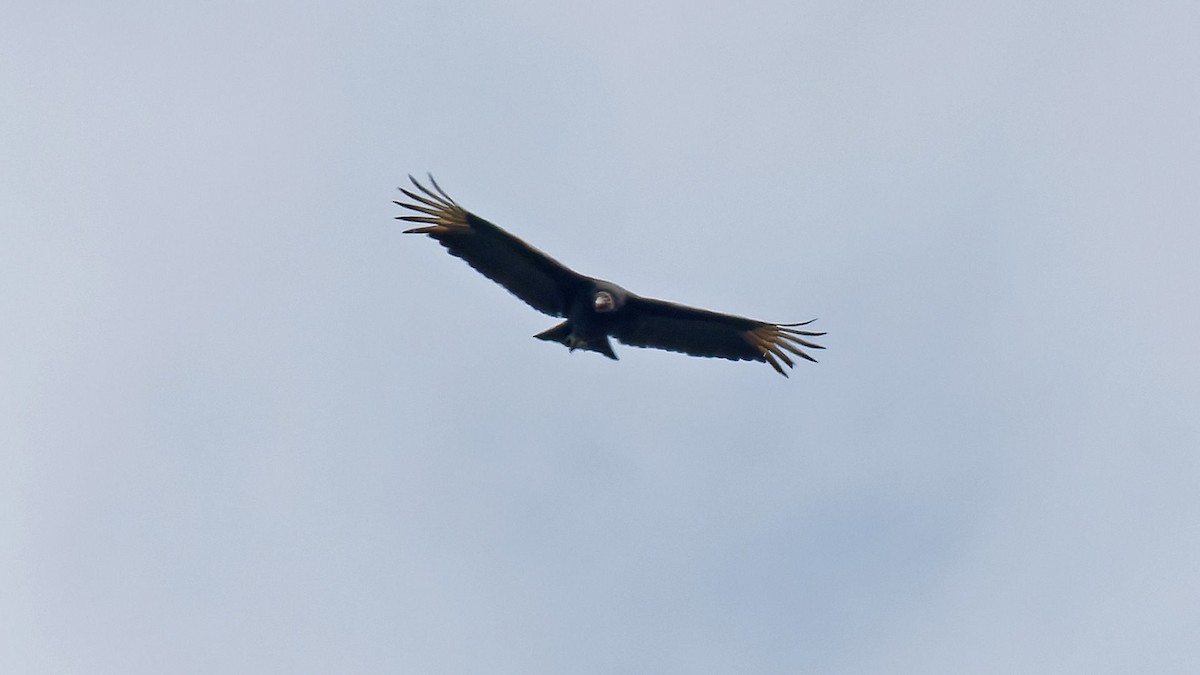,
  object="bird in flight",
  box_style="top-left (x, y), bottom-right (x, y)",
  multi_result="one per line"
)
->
top-left (396, 176), bottom-right (824, 376)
